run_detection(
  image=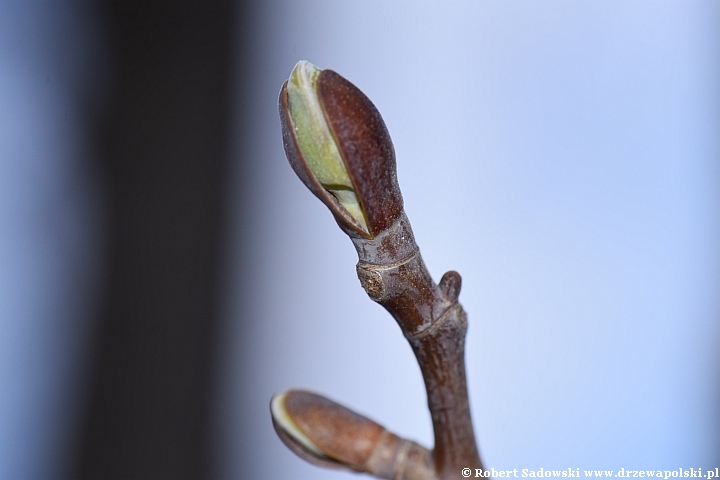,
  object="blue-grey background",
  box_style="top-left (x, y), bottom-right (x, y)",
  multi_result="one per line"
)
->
top-left (218, 1), bottom-right (720, 478)
top-left (0, 3), bottom-right (104, 478)
top-left (0, 1), bottom-right (718, 479)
